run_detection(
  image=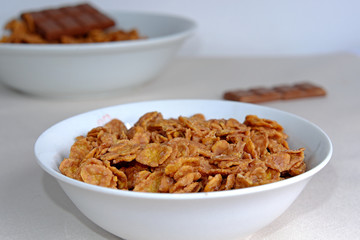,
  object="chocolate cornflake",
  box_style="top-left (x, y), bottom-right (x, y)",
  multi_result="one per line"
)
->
top-left (20, 3), bottom-right (115, 40)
